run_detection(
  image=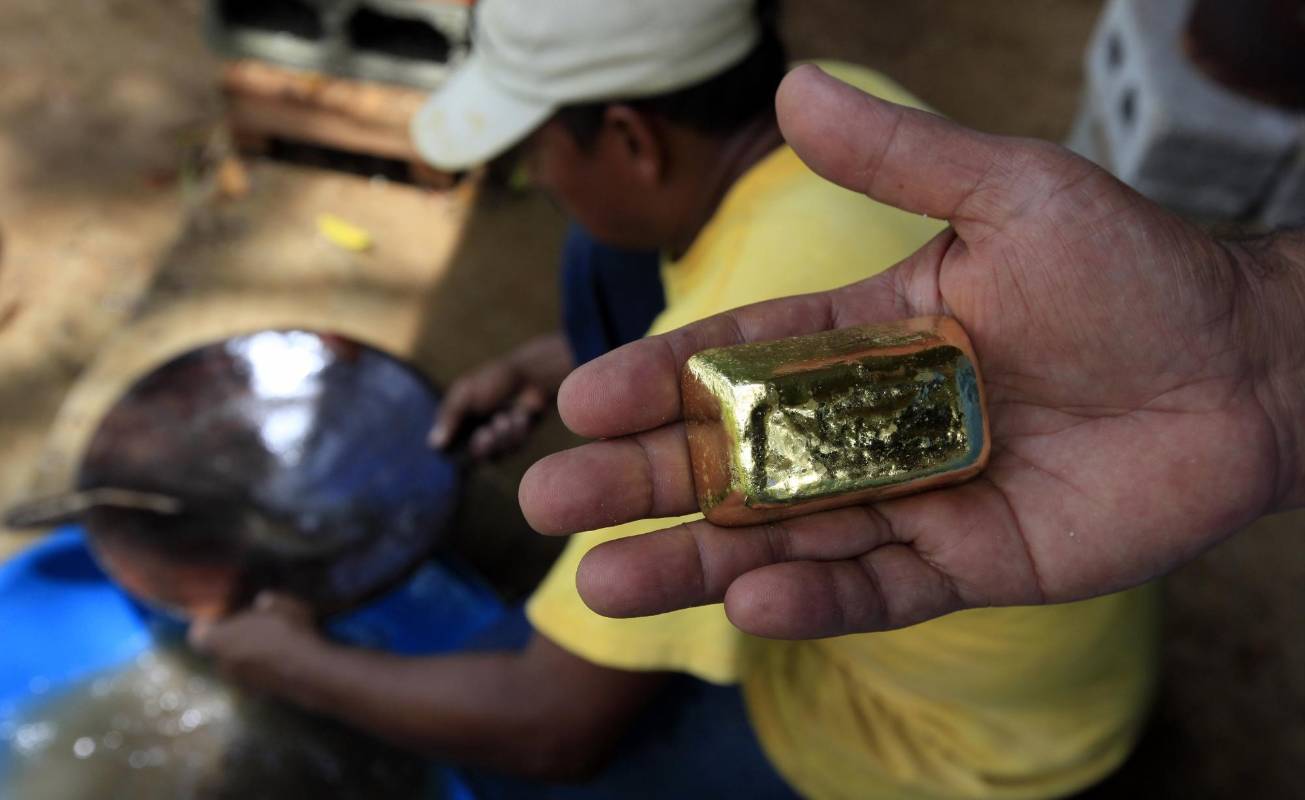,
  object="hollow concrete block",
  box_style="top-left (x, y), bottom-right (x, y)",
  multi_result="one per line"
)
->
top-left (1074, 0), bottom-right (1301, 220)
